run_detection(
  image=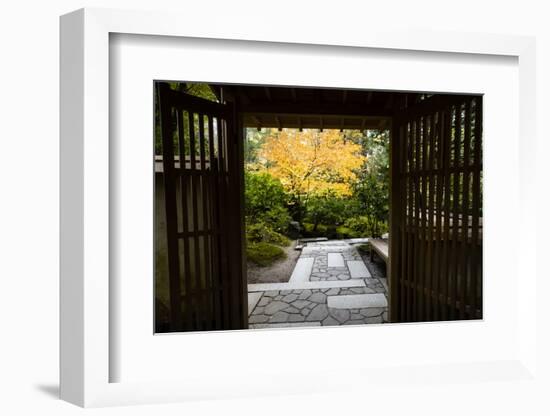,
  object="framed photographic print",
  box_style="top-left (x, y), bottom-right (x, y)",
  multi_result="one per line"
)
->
top-left (60, 7), bottom-right (537, 407)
